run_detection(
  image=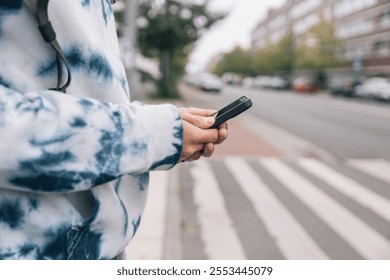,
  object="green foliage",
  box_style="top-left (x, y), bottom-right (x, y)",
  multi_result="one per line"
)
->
top-left (214, 19), bottom-right (343, 84)
top-left (213, 33), bottom-right (295, 77)
top-left (295, 18), bottom-right (343, 70)
top-left (213, 47), bottom-right (254, 76)
top-left (137, 0), bottom-right (226, 98)
top-left (253, 33), bottom-right (295, 75)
